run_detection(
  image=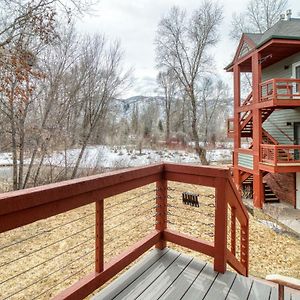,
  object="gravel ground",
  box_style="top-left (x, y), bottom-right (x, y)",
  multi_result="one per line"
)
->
top-left (0, 183), bottom-right (299, 299)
